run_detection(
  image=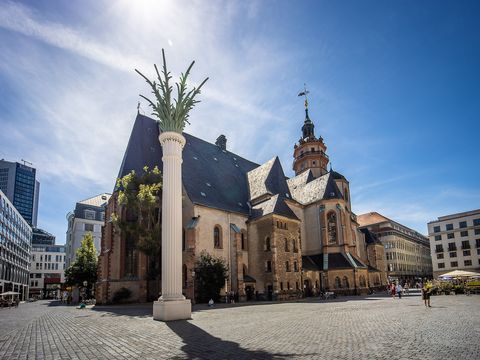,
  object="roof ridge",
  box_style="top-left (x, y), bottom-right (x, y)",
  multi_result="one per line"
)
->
top-left (77, 193), bottom-right (111, 204)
